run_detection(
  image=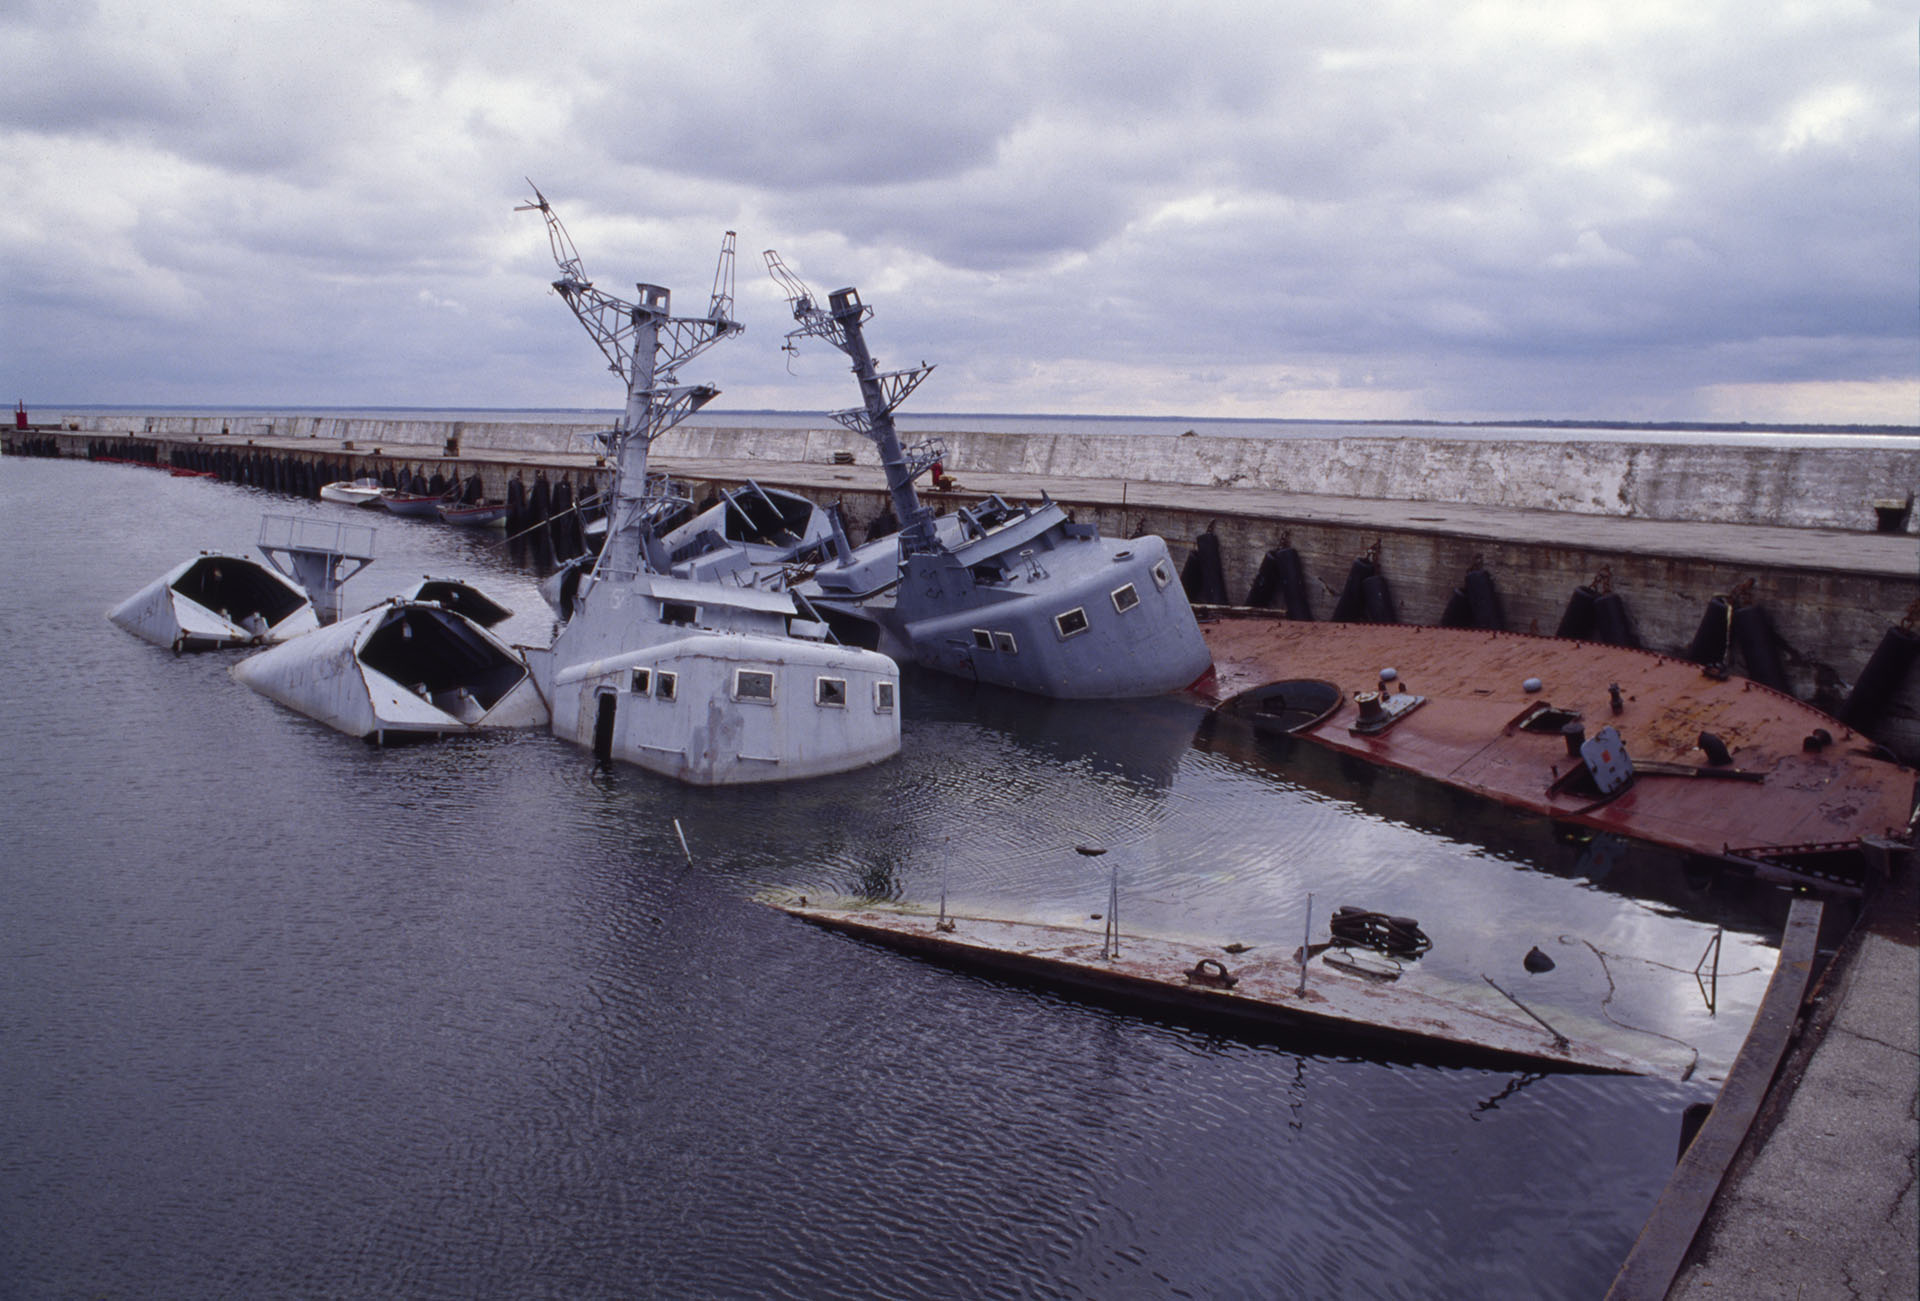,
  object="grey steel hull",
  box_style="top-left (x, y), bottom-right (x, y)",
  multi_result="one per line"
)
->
top-left (231, 600), bottom-right (549, 742)
top-left (108, 553), bottom-right (320, 652)
top-left (528, 572), bottom-right (901, 786)
top-left (806, 515), bottom-right (1212, 699)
